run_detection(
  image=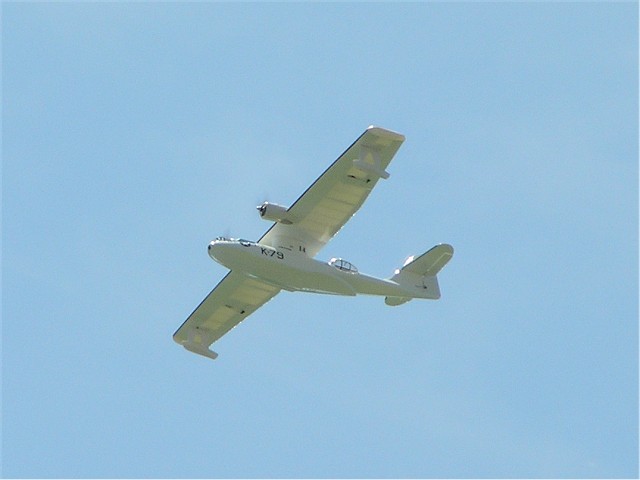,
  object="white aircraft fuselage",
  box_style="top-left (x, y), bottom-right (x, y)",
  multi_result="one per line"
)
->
top-left (175, 127), bottom-right (453, 360)
top-left (208, 238), bottom-right (437, 300)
